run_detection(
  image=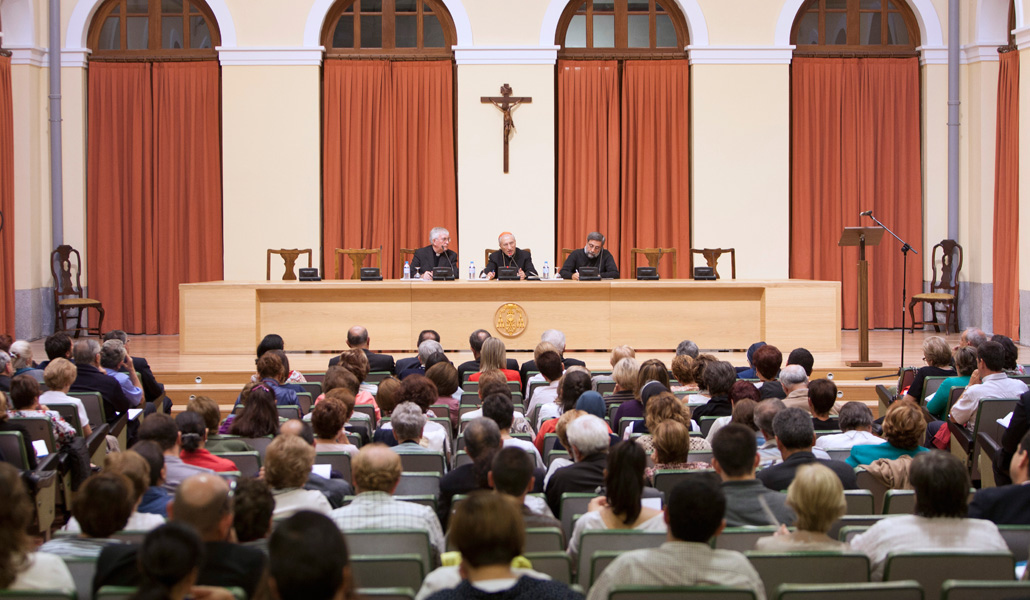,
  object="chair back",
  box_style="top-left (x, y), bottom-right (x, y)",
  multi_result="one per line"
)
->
top-left (776, 581), bottom-right (924, 600)
top-left (559, 492), bottom-right (596, 539)
top-left (10, 417), bottom-right (56, 453)
top-left (653, 469), bottom-right (718, 498)
top-left (523, 552), bottom-right (572, 584)
top-left (48, 404), bottom-right (83, 436)
top-left (699, 416), bottom-right (720, 437)
top-left (744, 551), bottom-right (871, 594)
top-left (350, 554), bottom-right (423, 591)
top-left (854, 468), bottom-right (889, 513)
top-left (827, 515), bottom-right (893, 542)
top-left (266, 249), bottom-right (312, 281)
top-left (713, 526), bottom-right (778, 552)
top-left (921, 377), bottom-right (947, 404)
top-left (315, 451), bottom-right (353, 482)
top-left (277, 405), bottom-right (301, 420)
top-left (997, 525), bottom-right (1030, 563)
top-left (395, 472), bottom-right (441, 497)
top-left (930, 240), bottom-right (963, 295)
top-left (51, 245), bottom-right (87, 299)
top-left (630, 248), bottom-right (679, 278)
top-left (345, 529), bottom-right (433, 573)
top-left (941, 579), bottom-right (1030, 600)
top-left (689, 248), bottom-right (736, 279)
top-left (0, 431), bottom-right (30, 469)
top-left (844, 489), bottom-right (875, 515)
top-left (882, 489), bottom-right (916, 514)
top-left (560, 248), bottom-right (574, 264)
top-left (825, 448), bottom-right (851, 462)
top-left (883, 551), bottom-right (1014, 599)
top-left (357, 589), bottom-right (416, 600)
top-left (607, 586), bottom-right (757, 599)
top-left (335, 248), bottom-right (382, 280)
top-left (525, 527), bottom-right (564, 553)
top-left (236, 436), bottom-right (275, 458)
top-left (70, 391), bottom-right (106, 426)
top-left (213, 451), bottom-right (261, 478)
top-left (578, 530), bottom-right (665, 585)
top-left (395, 451), bottom-right (446, 476)
top-left (63, 556), bottom-right (98, 600)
